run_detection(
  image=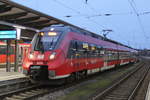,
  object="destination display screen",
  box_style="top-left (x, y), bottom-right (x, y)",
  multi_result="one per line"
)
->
top-left (0, 30), bottom-right (17, 39)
